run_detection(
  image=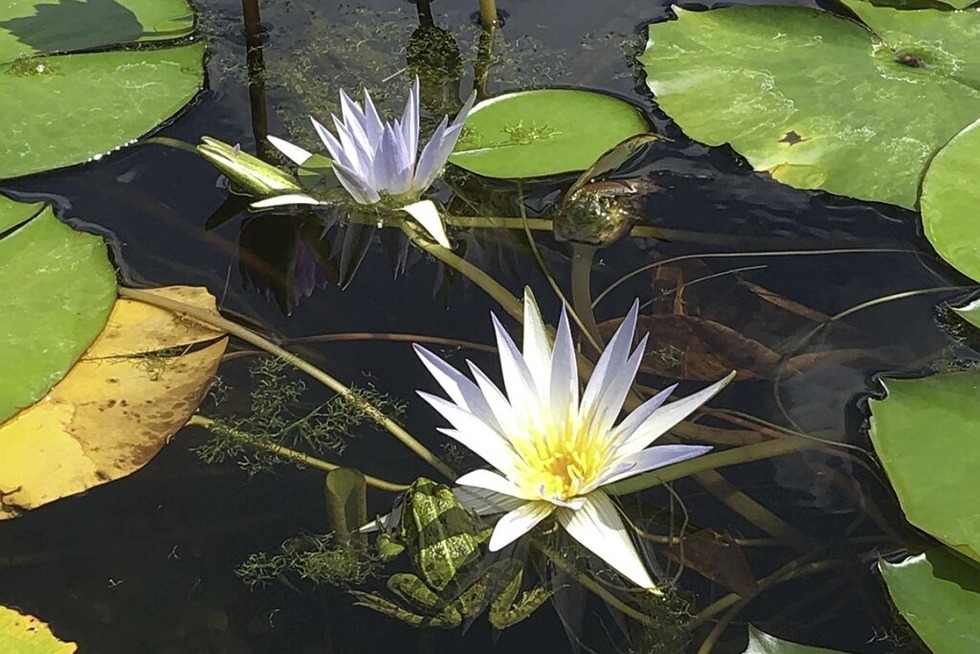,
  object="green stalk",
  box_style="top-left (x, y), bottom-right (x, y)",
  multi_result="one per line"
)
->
top-left (478, 0), bottom-right (499, 29)
top-left (187, 415), bottom-right (409, 493)
top-left (402, 223), bottom-right (524, 322)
